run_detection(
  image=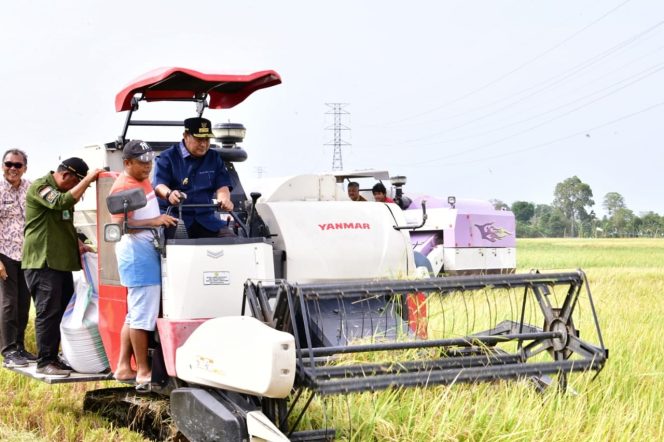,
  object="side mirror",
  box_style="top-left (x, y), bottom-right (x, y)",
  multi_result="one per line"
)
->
top-left (106, 188), bottom-right (147, 215)
top-left (105, 188), bottom-right (148, 242)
